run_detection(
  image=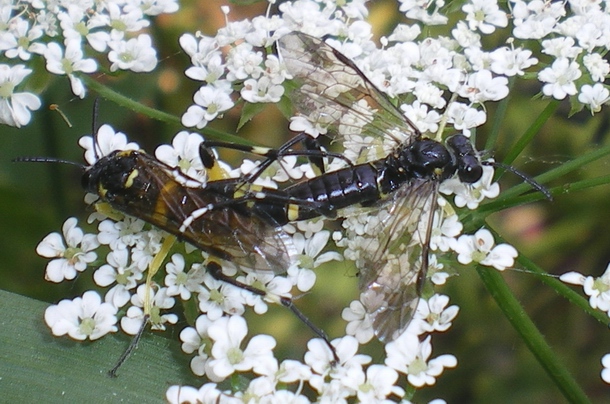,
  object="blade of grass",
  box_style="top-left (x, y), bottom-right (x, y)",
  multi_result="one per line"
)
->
top-left (0, 289), bottom-right (200, 402)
